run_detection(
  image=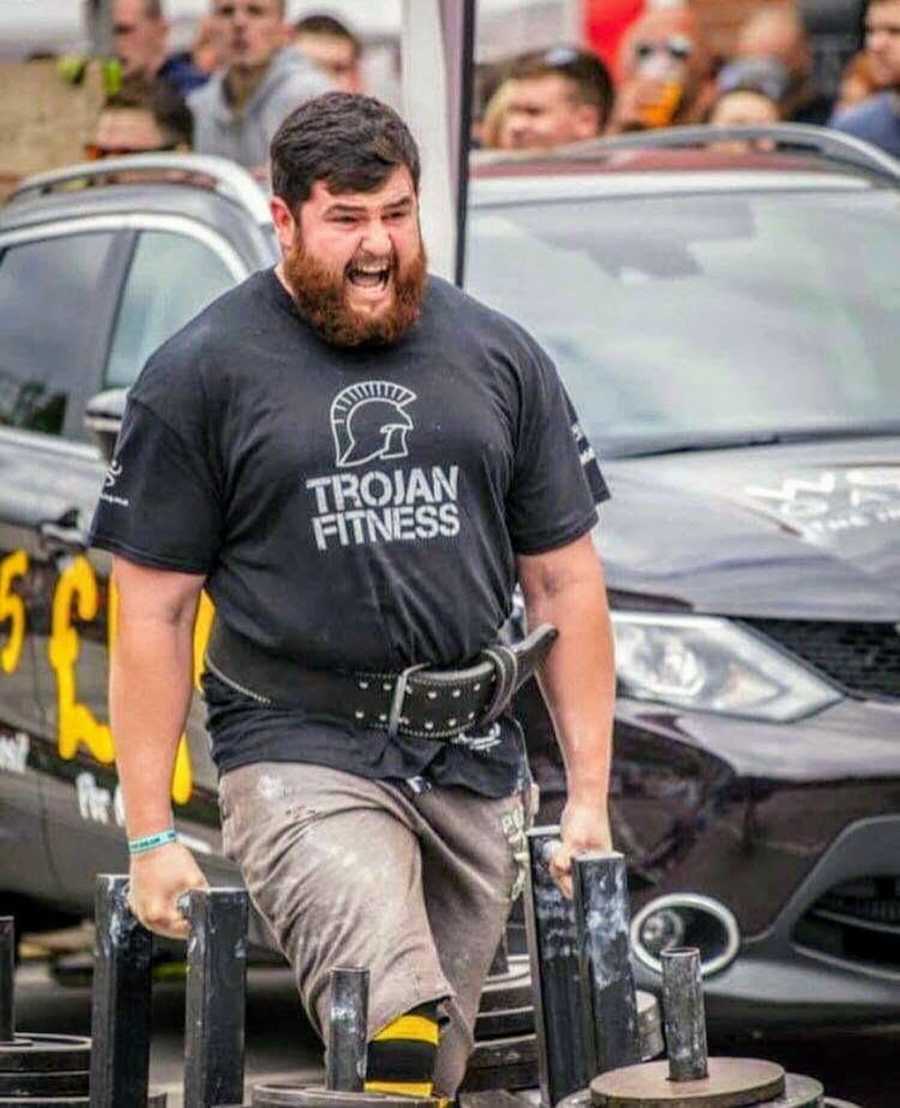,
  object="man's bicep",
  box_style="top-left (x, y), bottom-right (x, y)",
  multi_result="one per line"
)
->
top-left (112, 555), bottom-right (206, 626)
top-left (517, 532), bottom-right (606, 604)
